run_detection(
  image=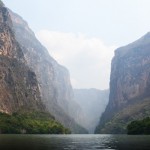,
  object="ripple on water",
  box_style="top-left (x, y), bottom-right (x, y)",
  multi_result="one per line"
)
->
top-left (0, 134), bottom-right (150, 150)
